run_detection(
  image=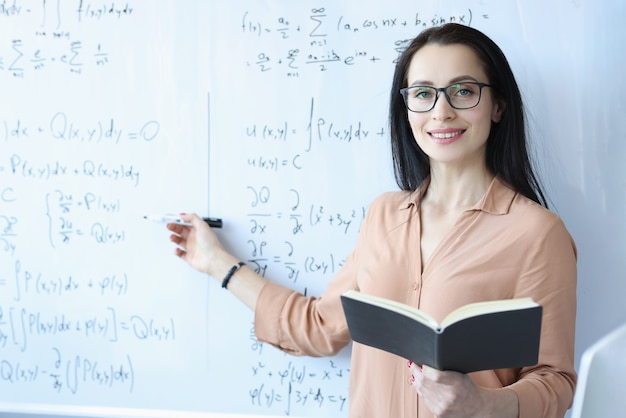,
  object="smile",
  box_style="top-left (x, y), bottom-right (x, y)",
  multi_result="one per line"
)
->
top-left (428, 129), bottom-right (465, 144)
top-left (430, 130), bottom-right (464, 139)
